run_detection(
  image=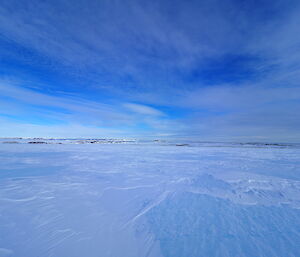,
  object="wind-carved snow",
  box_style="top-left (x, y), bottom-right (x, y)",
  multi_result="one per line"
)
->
top-left (0, 141), bottom-right (300, 257)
